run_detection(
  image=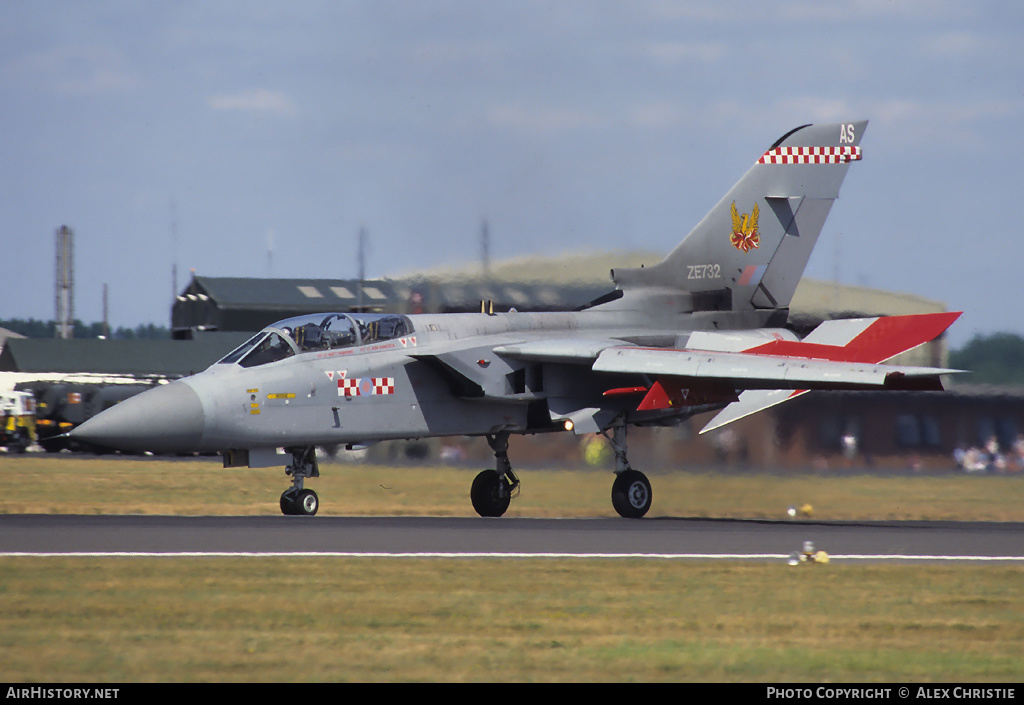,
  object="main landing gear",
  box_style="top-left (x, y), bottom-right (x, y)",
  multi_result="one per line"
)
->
top-left (280, 446), bottom-right (320, 516)
top-left (470, 432), bottom-right (521, 517)
top-left (468, 421), bottom-right (652, 519)
top-left (603, 421), bottom-right (653, 519)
